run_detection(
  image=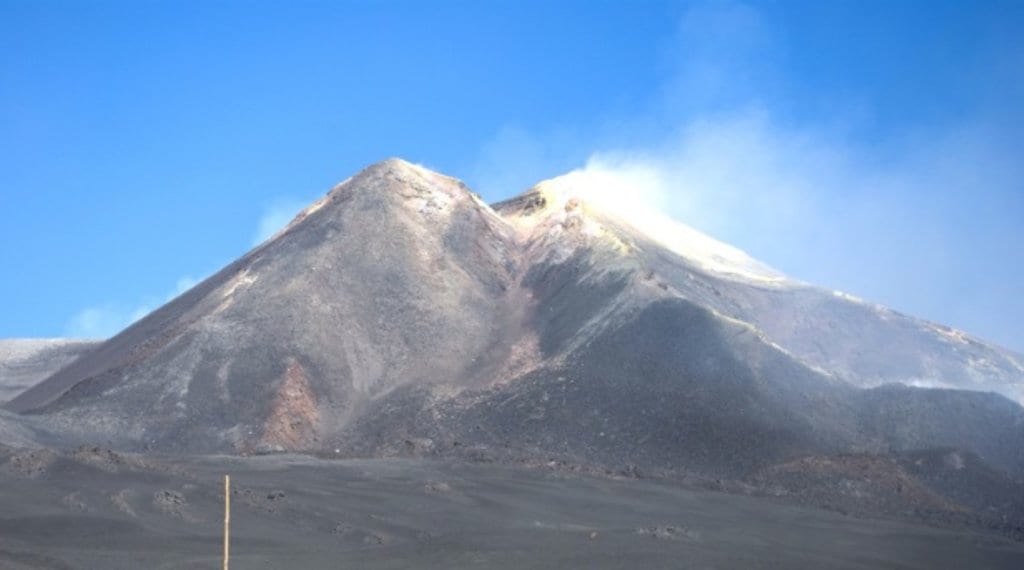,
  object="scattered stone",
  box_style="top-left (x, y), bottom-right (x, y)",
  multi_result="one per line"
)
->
top-left (111, 489), bottom-right (137, 517)
top-left (332, 523), bottom-right (387, 546)
top-left (3, 449), bottom-right (56, 478)
top-left (71, 446), bottom-right (130, 473)
top-left (60, 492), bottom-right (87, 512)
top-left (636, 525), bottom-right (696, 541)
top-left (153, 489), bottom-right (187, 518)
top-left (424, 481), bottom-right (451, 494)
top-left (233, 486), bottom-right (286, 513)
